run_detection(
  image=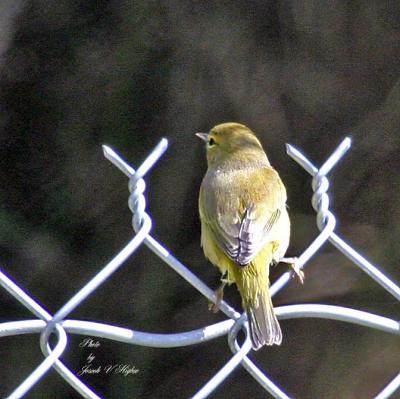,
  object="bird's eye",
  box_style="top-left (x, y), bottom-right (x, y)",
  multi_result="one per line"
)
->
top-left (208, 138), bottom-right (216, 146)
